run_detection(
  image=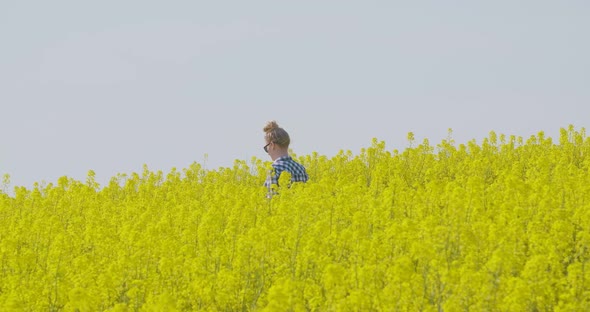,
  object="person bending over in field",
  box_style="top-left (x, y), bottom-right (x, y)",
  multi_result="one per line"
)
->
top-left (263, 120), bottom-right (309, 190)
